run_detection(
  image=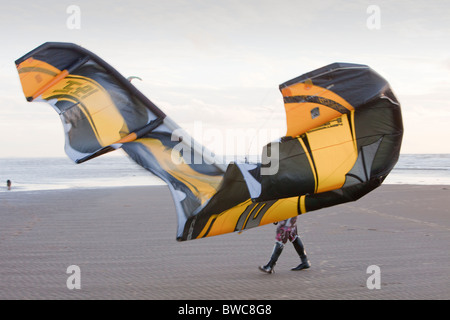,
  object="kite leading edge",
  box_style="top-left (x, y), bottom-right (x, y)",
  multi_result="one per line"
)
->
top-left (15, 42), bottom-right (403, 241)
